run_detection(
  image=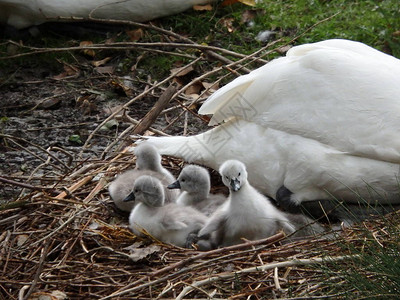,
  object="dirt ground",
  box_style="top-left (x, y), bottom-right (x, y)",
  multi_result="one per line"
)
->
top-left (0, 25), bottom-right (211, 202)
